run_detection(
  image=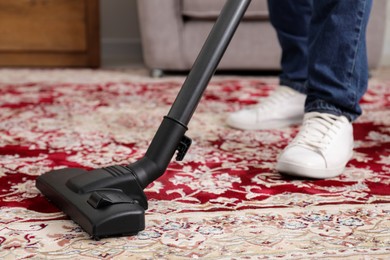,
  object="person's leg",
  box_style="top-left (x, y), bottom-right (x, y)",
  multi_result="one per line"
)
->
top-left (267, 0), bottom-right (312, 93)
top-left (226, 0), bottom-right (312, 130)
top-left (305, 0), bottom-right (372, 121)
top-left (277, 0), bottom-right (372, 179)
